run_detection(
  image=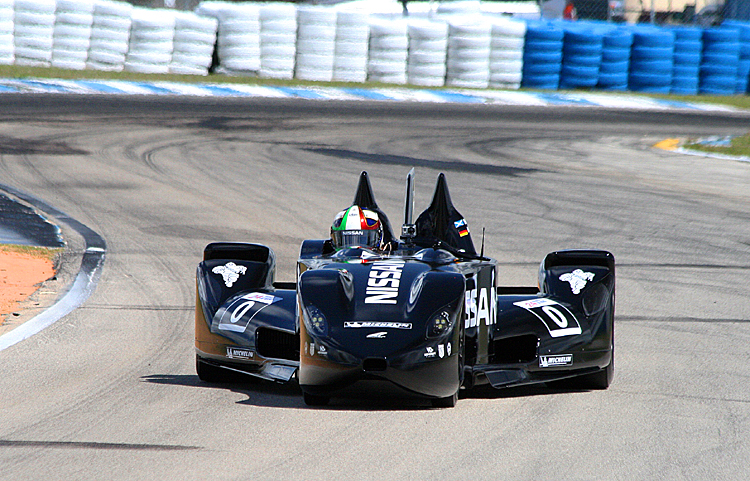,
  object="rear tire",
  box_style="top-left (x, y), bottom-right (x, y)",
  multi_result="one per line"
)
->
top-left (303, 392), bottom-right (330, 406)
